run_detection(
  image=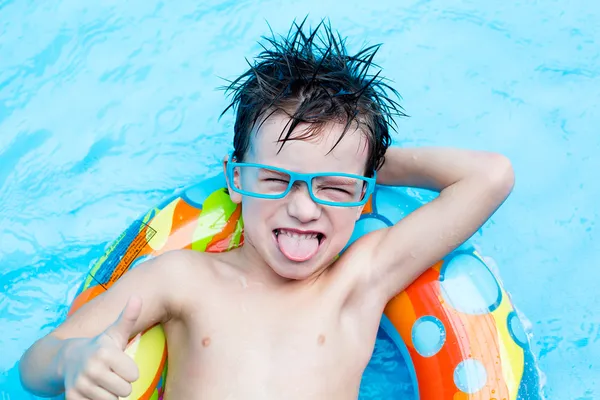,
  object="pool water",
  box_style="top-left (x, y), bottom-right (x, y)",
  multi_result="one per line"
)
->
top-left (1, 1), bottom-right (598, 399)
